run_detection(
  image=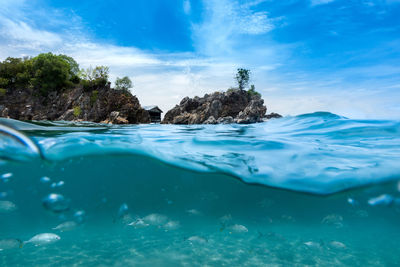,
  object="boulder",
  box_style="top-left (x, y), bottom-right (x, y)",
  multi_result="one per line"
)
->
top-left (265, 112), bottom-right (282, 119)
